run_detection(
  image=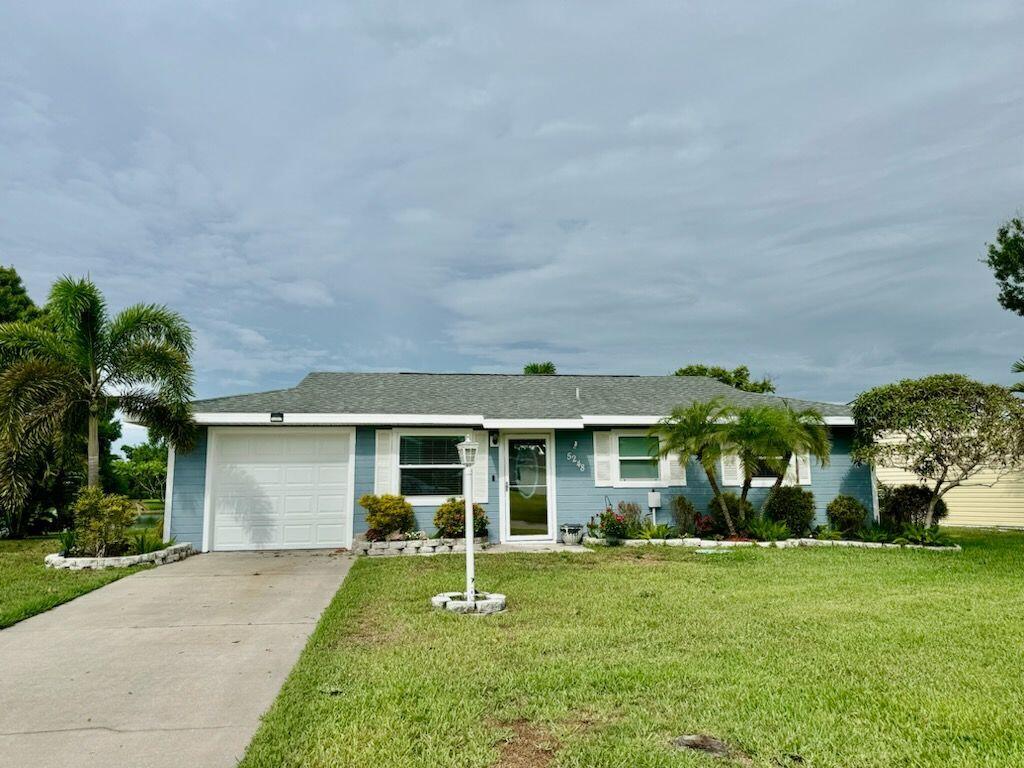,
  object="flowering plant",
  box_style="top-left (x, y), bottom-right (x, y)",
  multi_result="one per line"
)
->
top-left (597, 506), bottom-right (630, 540)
